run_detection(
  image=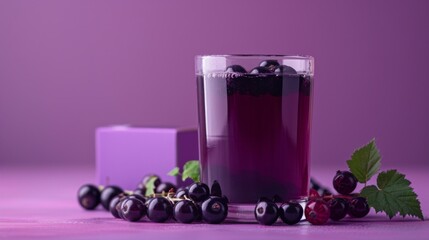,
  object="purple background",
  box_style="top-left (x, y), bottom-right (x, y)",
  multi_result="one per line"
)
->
top-left (1, 0), bottom-right (428, 168)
